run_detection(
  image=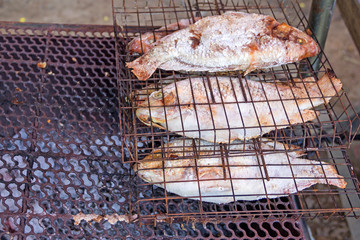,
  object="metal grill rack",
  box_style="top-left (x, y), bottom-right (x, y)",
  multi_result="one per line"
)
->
top-left (0, 0), bottom-right (359, 239)
top-left (115, 0), bottom-right (360, 163)
top-left (114, 0), bottom-right (360, 225)
top-left (0, 21), bottom-right (306, 239)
